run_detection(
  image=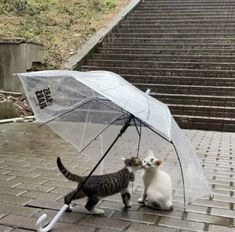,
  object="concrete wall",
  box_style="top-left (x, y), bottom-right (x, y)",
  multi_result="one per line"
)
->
top-left (0, 101), bottom-right (18, 119)
top-left (0, 39), bottom-right (44, 93)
